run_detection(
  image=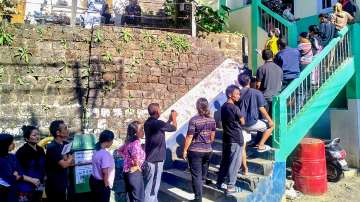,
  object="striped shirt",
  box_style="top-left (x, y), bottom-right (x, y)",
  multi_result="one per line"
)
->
top-left (187, 115), bottom-right (216, 152)
top-left (298, 42), bottom-right (313, 65)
